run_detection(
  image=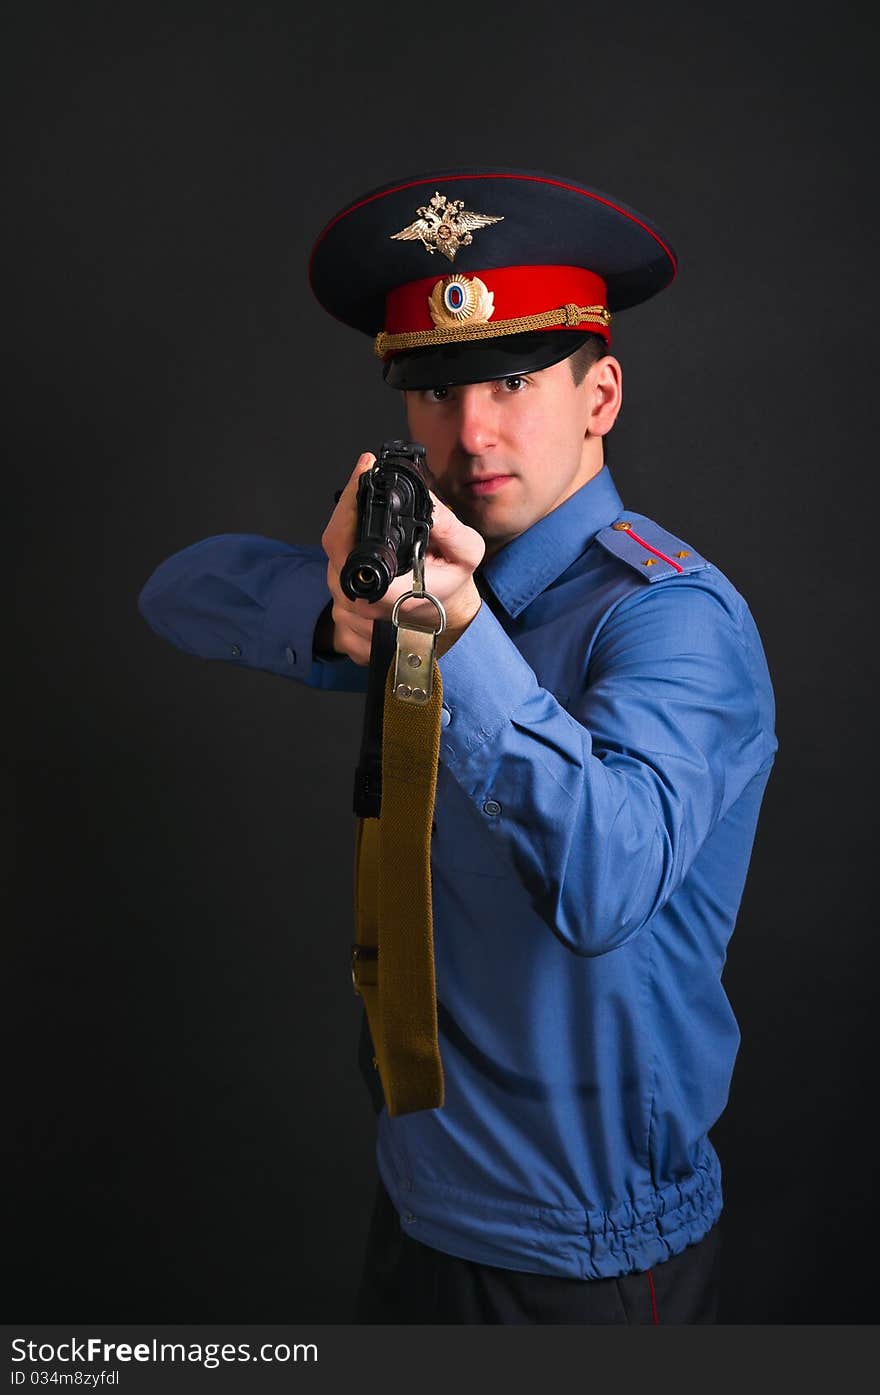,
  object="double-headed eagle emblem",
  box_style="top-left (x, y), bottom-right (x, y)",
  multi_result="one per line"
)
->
top-left (390, 191), bottom-right (503, 262)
